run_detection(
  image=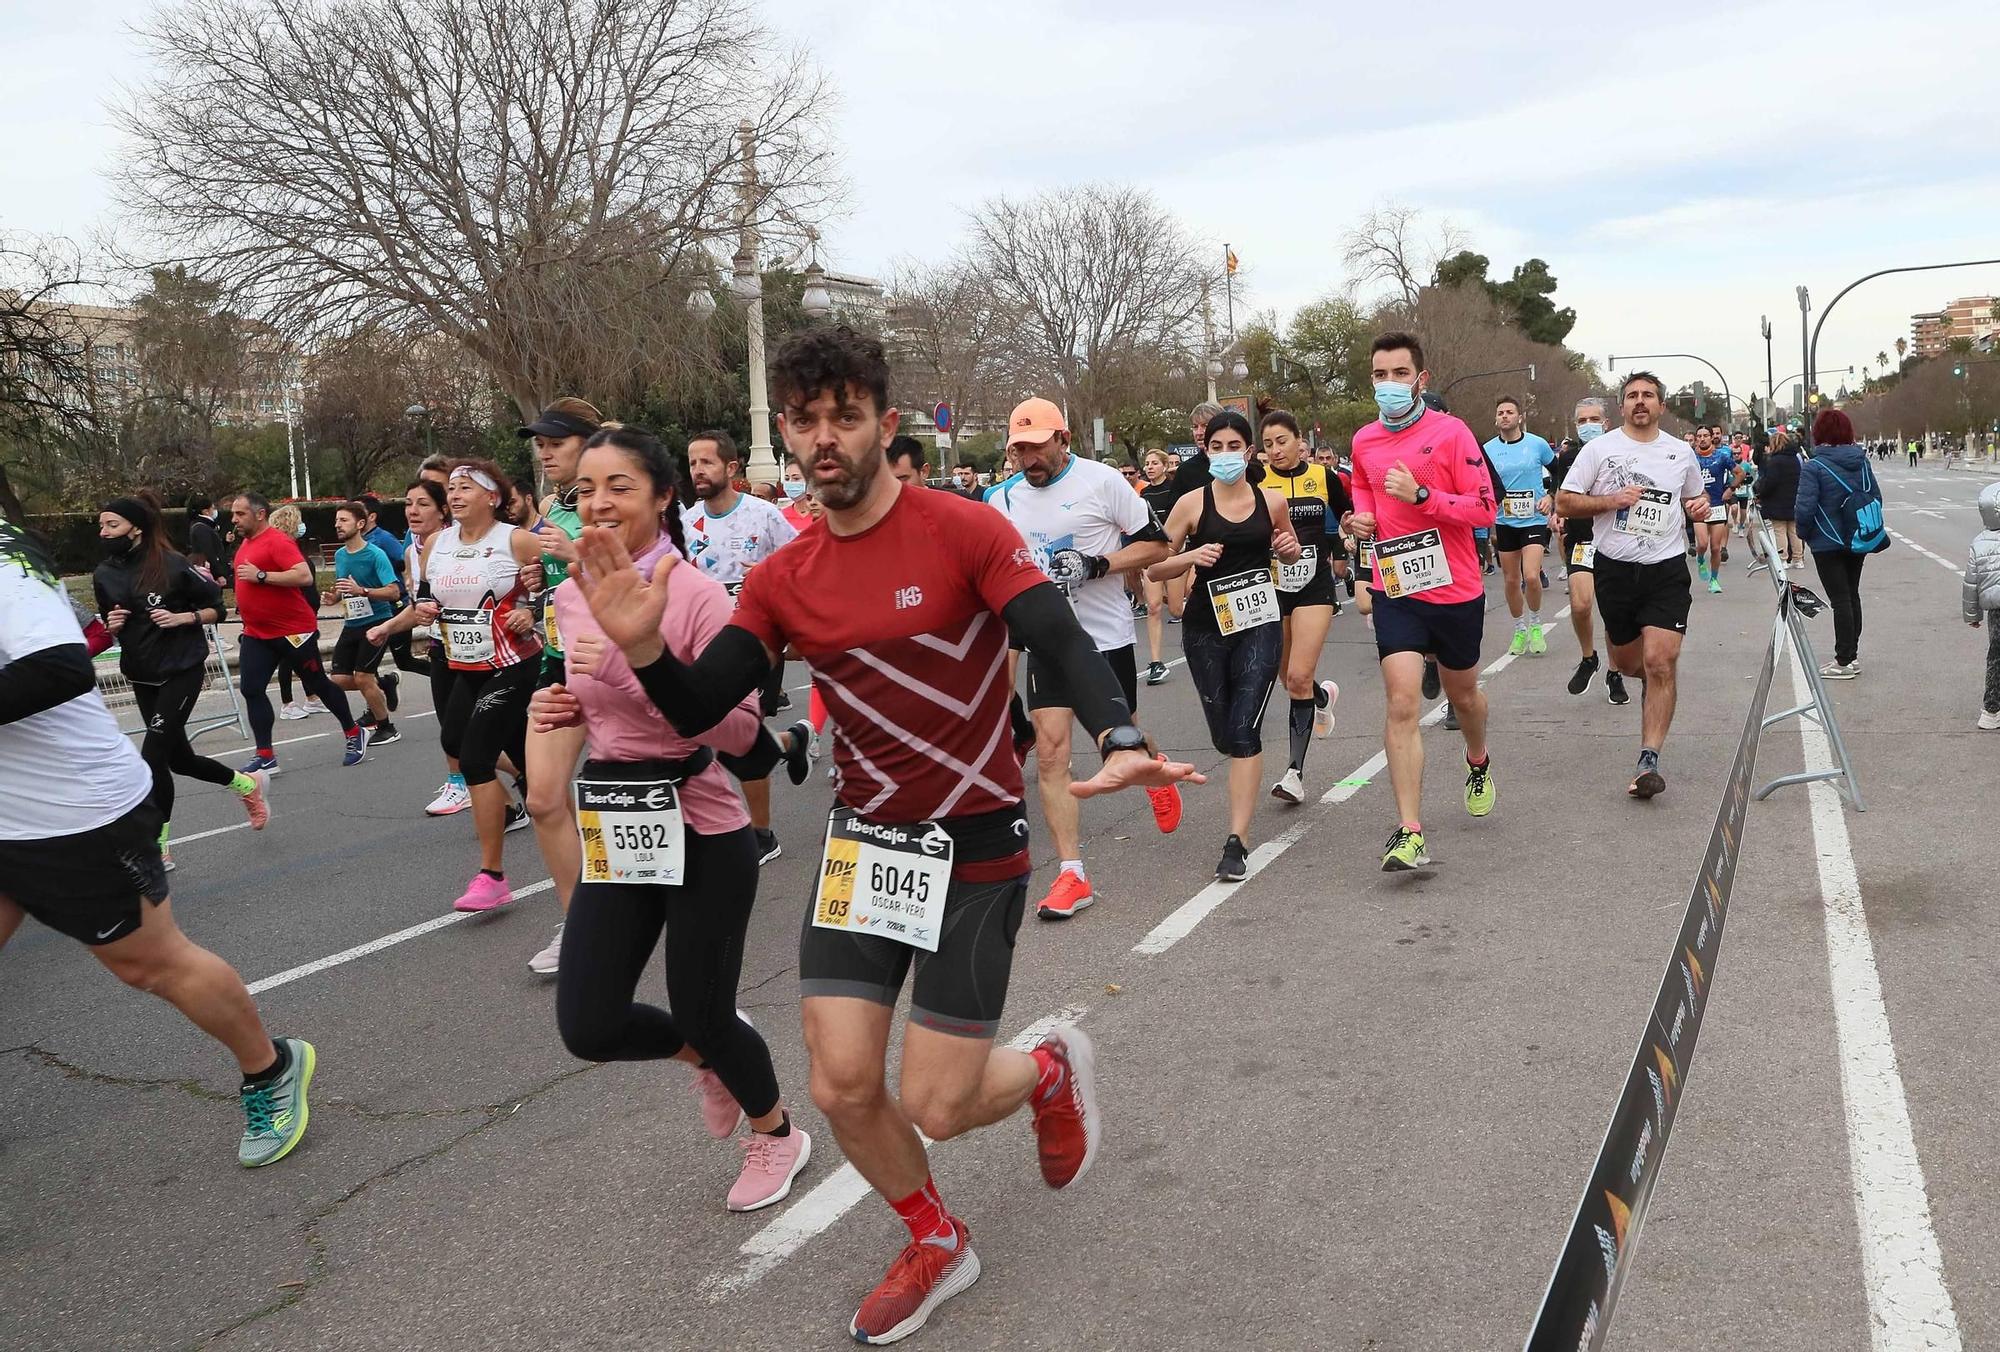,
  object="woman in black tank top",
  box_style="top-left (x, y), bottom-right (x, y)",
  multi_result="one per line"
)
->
top-left (1145, 411), bottom-right (1301, 883)
top-left (1137, 449), bottom-right (1187, 684)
